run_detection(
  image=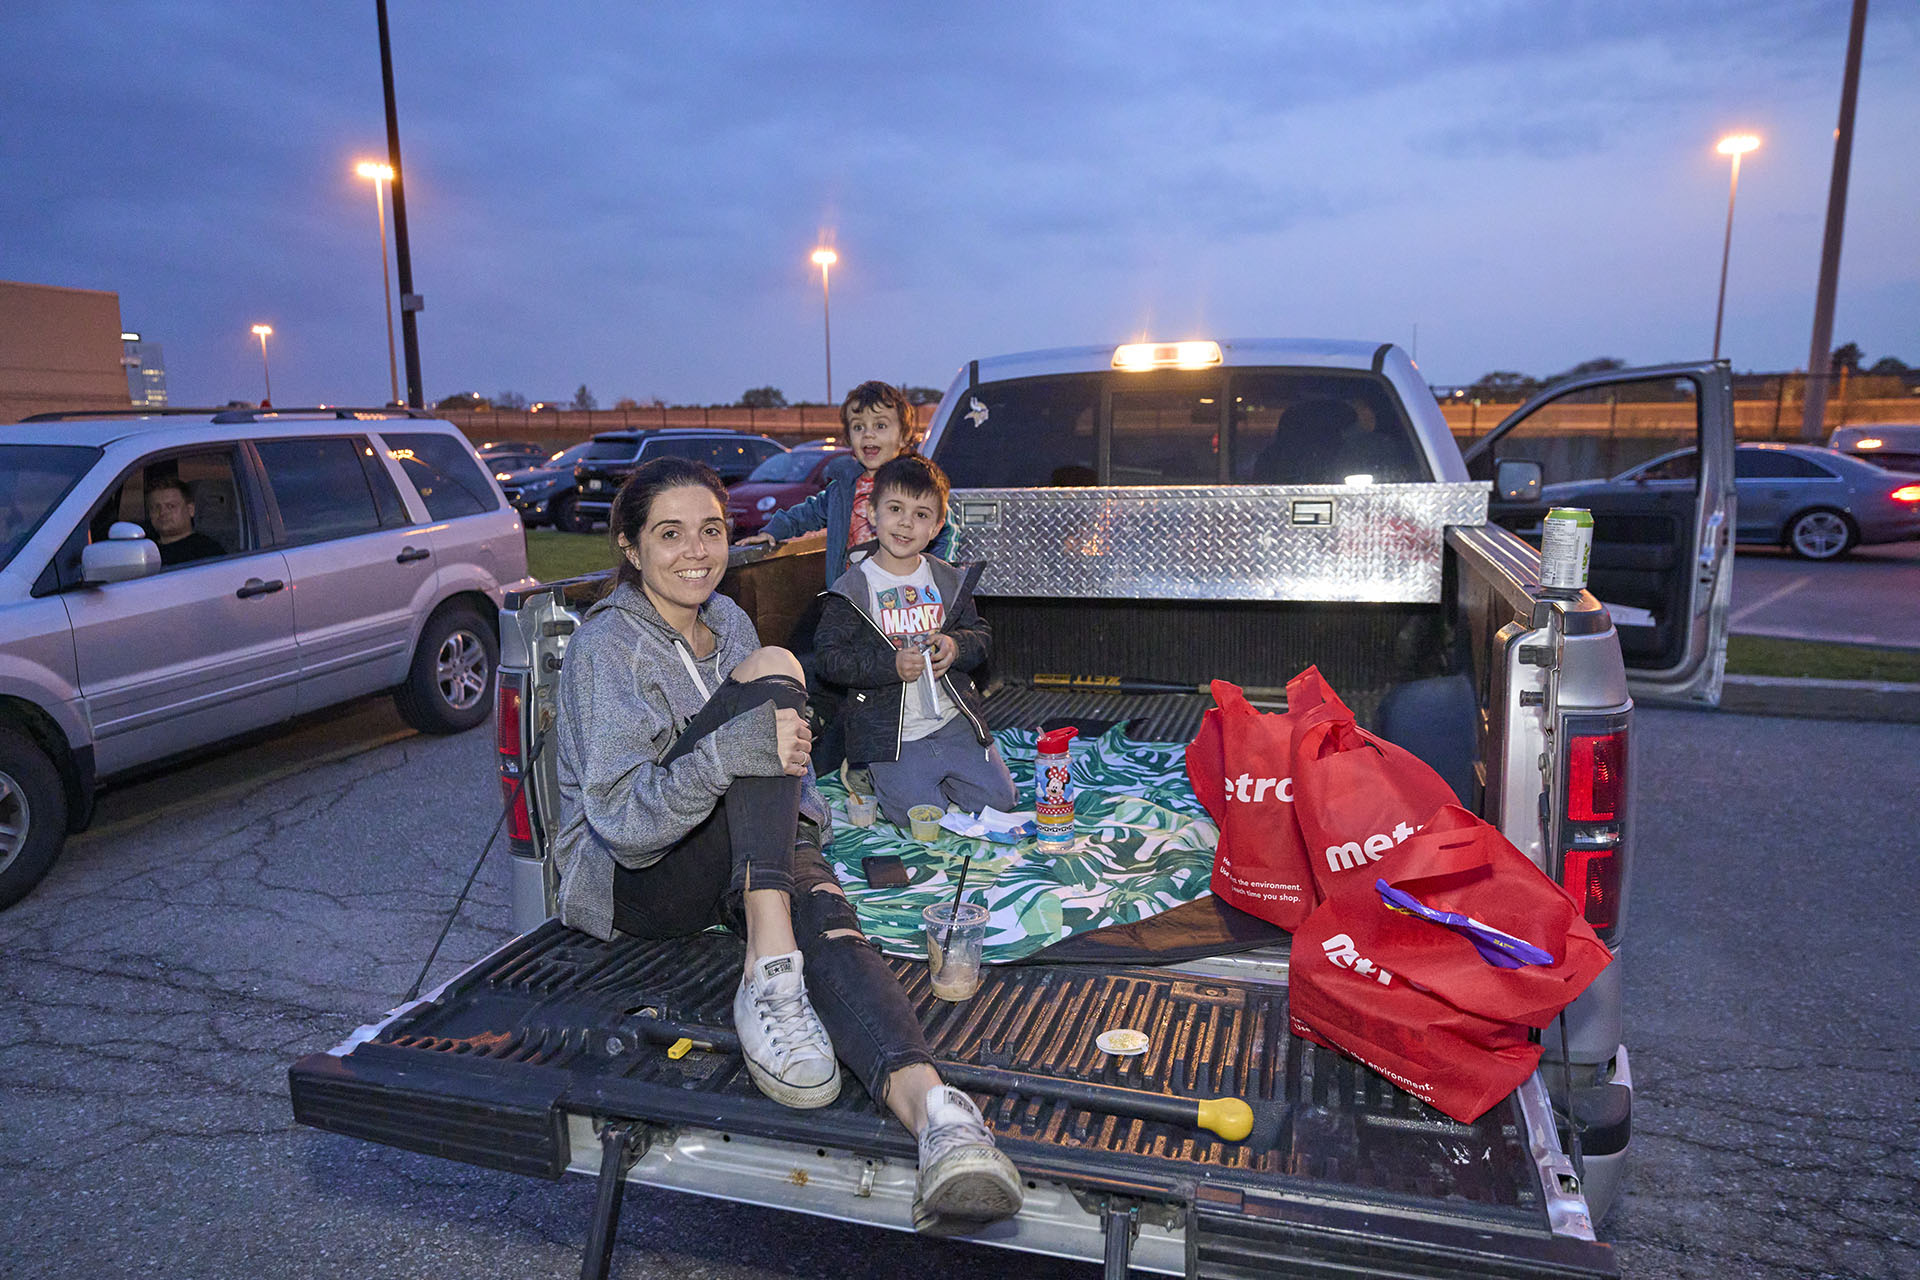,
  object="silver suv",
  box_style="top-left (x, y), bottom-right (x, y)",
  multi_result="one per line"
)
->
top-left (0, 408), bottom-right (536, 907)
